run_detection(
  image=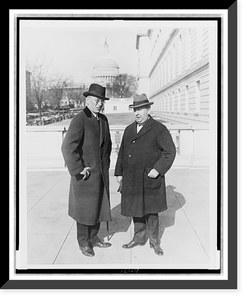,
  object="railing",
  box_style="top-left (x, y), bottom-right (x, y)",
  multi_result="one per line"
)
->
top-left (26, 124), bottom-right (209, 169)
